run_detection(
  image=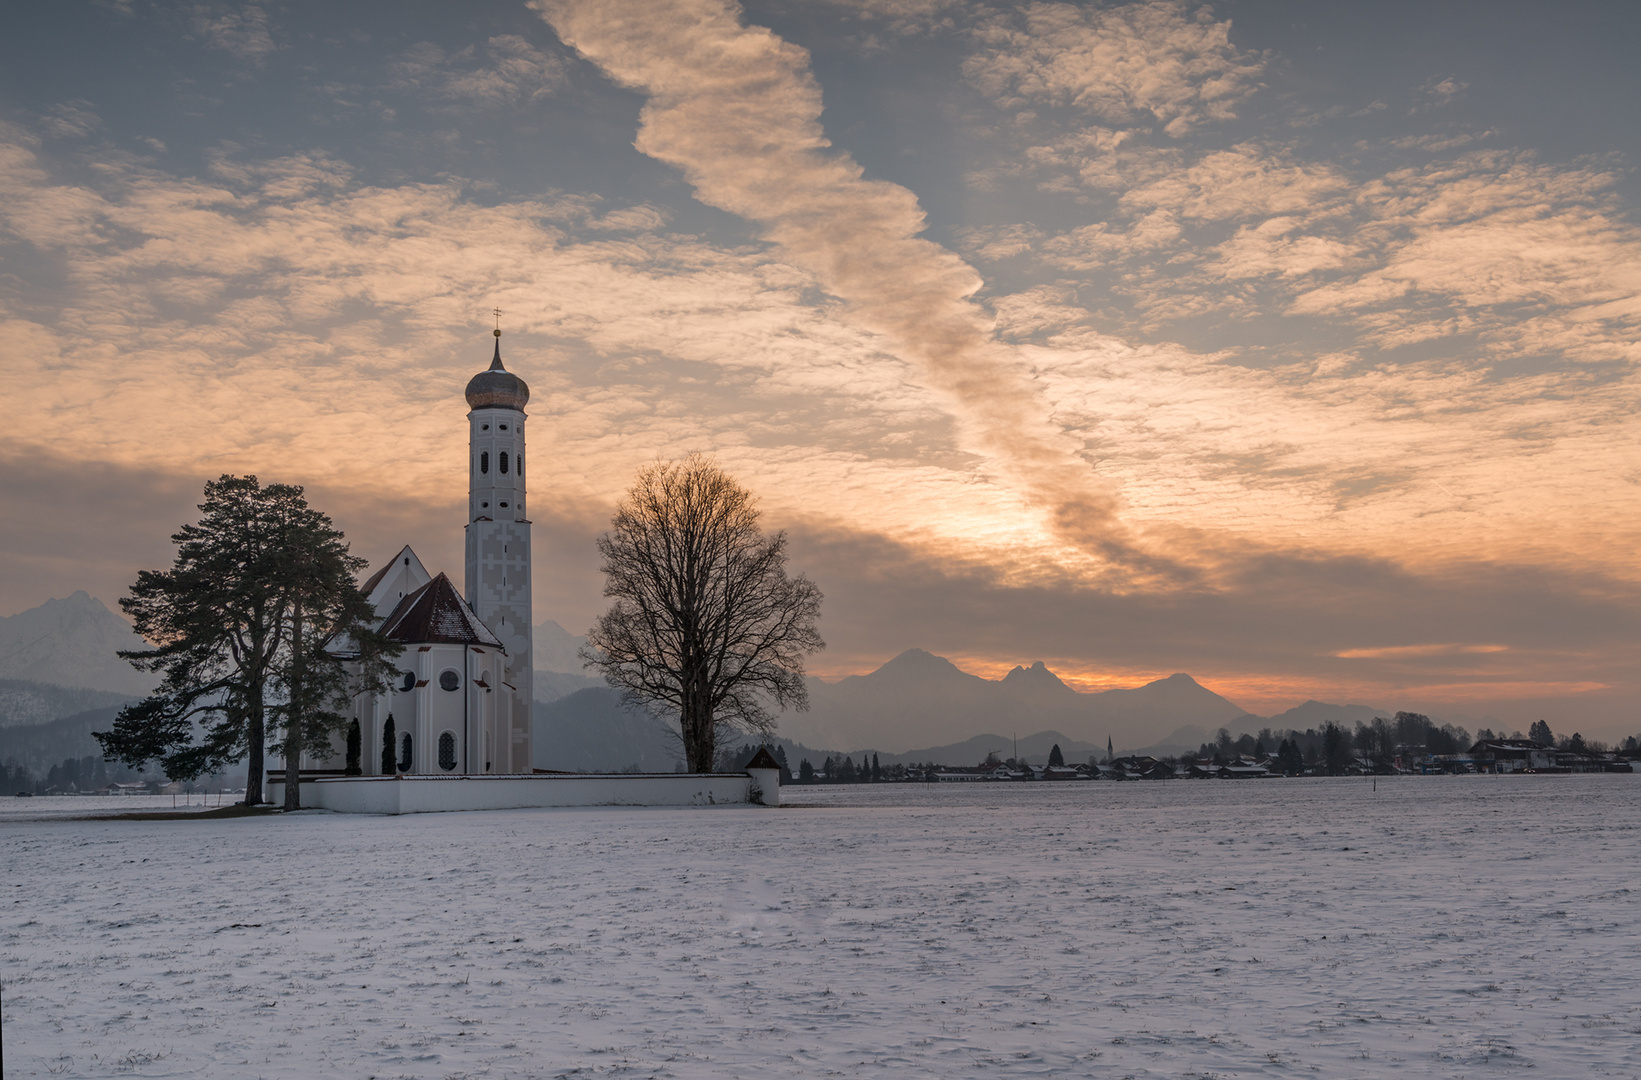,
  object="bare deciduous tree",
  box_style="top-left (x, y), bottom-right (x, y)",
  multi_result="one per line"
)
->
top-left (584, 456), bottom-right (824, 773)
